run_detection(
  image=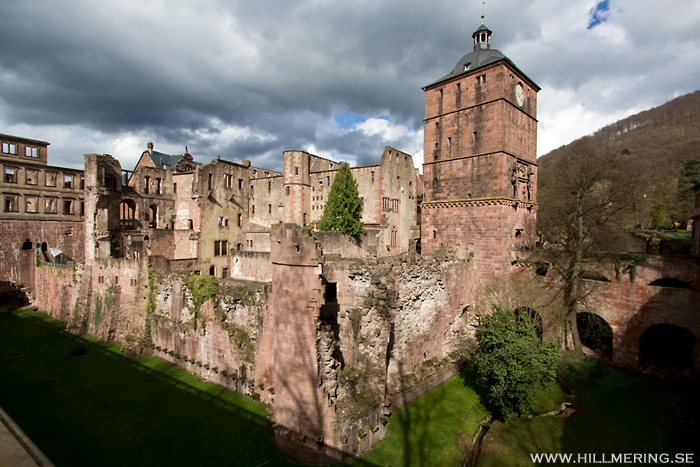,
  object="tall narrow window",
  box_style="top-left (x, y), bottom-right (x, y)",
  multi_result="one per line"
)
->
top-left (208, 173), bottom-right (213, 190)
top-left (64, 175), bottom-right (73, 189)
top-left (371, 171), bottom-right (375, 183)
top-left (4, 168), bottom-right (16, 183)
top-left (144, 176), bottom-right (150, 194)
